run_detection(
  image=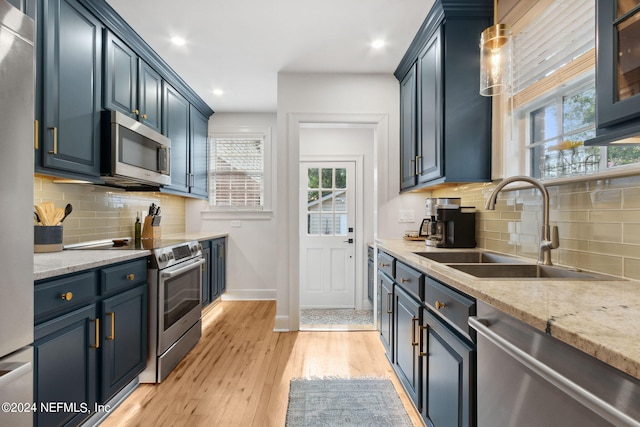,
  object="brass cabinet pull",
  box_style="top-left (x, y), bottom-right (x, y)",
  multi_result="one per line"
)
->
top-left (107, 312), bottom-right (115, 340)
top-left (386, 292), bottom-right (393, 314)
top-left (60, 291), bottom-right (73, 301)
top-left (401, 277), bottom-right (410, 283)
top-left (379, 262), bottom-right (389, 268)
top-left (48, 127), bottom-right (57, 154)
top-left (418, 325), bottom-right (427, 357)
top-left (409, 159), bottom-right (416, 177)
top-left (126, 274), bottom-right (135, 281)
top-left (415, 155), bottom-right (422, 175)
top-left (91, 318), bottom-right (100, 349)
top-left (435, 301), bottom-right (446, 310)
top-left (34, 120), bottom-right (39, 150)
top-left (411, 317), bottom-right (419, 346)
